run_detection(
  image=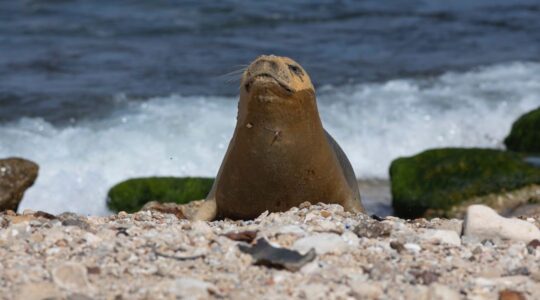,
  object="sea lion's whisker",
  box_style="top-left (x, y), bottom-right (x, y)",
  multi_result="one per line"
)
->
top-left (219, 67), bottom-right (247, 78)
top-left (219, 67), bottom-right (248, 84)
